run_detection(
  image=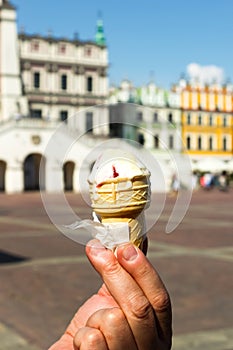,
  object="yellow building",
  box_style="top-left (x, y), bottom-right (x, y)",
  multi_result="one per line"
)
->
top-left (178, 81), bottom-right (233, 161)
